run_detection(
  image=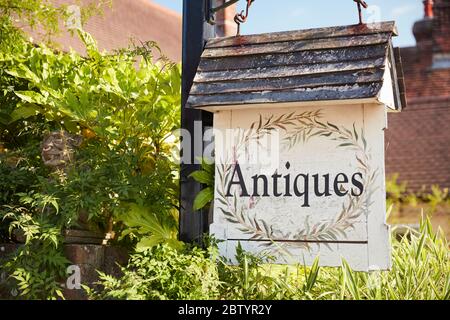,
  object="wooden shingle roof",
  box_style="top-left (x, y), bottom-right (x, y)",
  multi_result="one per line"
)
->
top-left (188, 21), bottom-right (405, 111)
